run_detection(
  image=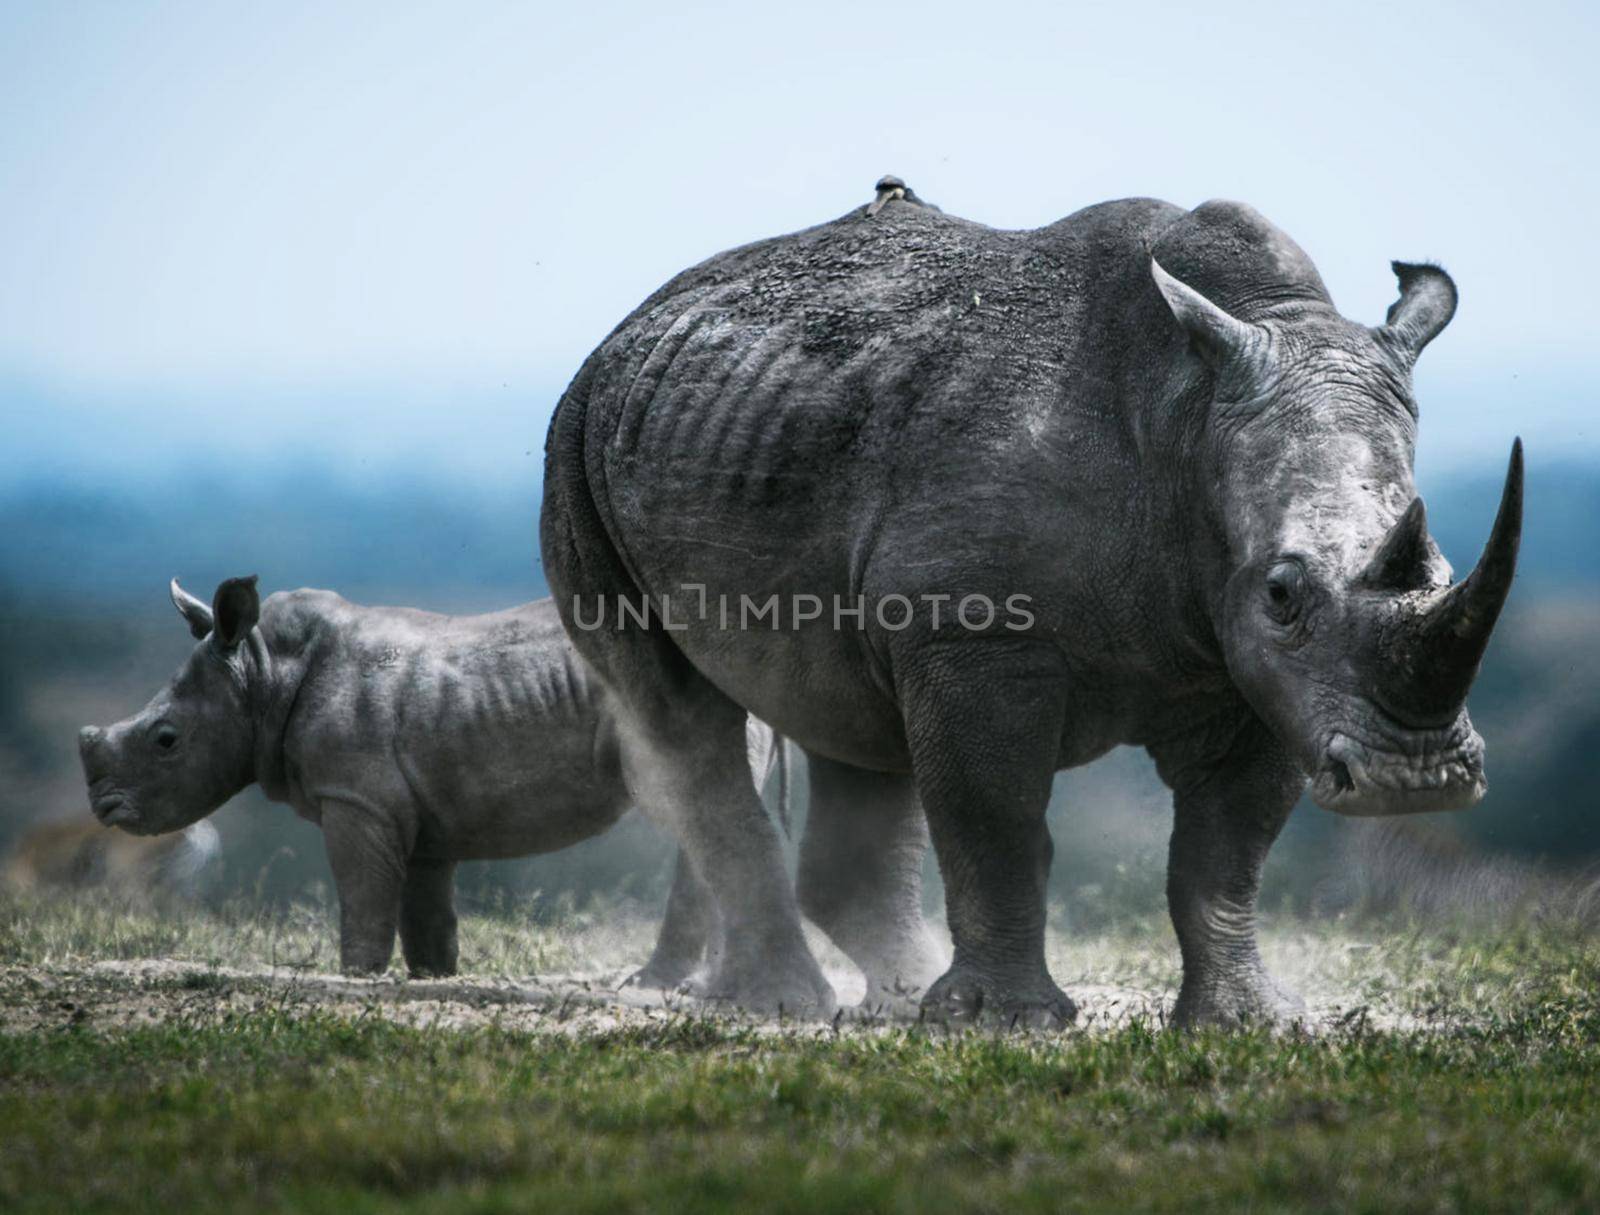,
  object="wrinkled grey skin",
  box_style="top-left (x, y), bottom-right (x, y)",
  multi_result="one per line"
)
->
top-left (541, 190), bottom-right (1522, 1027)
top-left (77, 578), bottom-right (782, 981)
